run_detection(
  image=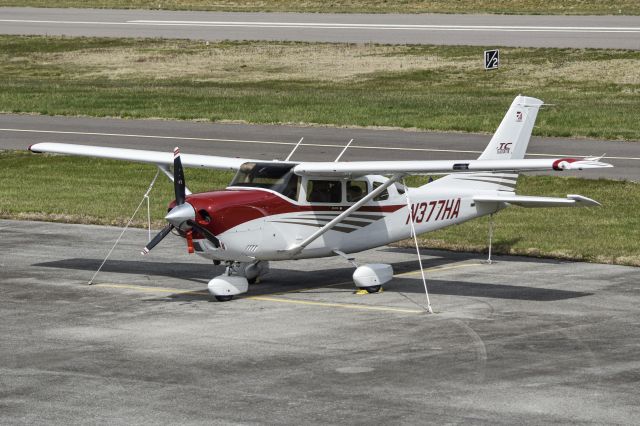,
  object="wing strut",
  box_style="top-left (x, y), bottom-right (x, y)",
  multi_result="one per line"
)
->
top-left (334, 139), bottom-right (354, 162)
top-left (284, 137), bottom-right (304, 161)
top-left (285, 173), bottom-right (404, 255)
